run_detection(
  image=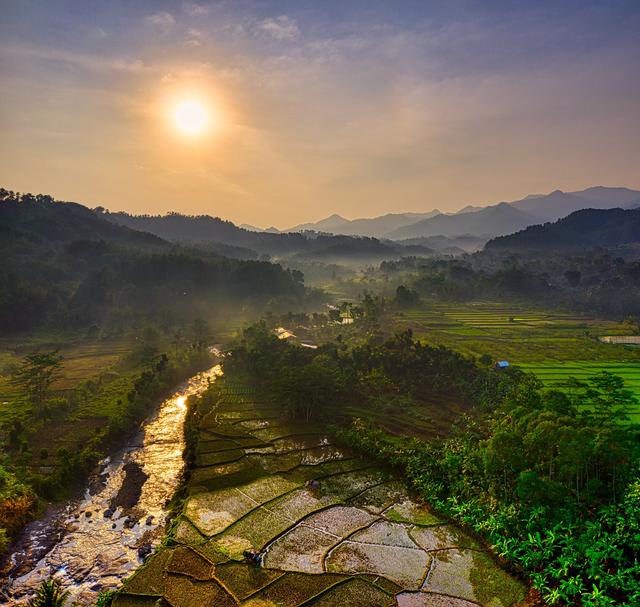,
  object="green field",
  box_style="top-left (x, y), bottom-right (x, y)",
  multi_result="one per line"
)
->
top-left (518, 362), bottom-right (640, 422)
top-left (0, 336), bottom-right (133, 415)
top-left (395, 302), bottom-right (639, 362)
top-left (393, 301), bottom-right (640, 419)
